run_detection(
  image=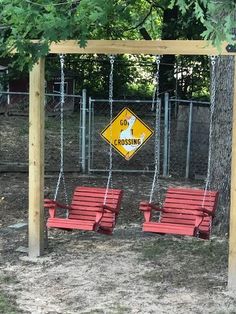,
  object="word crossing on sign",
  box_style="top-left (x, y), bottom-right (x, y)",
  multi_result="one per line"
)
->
top-left (101, 107), bottom-right (154, 160)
